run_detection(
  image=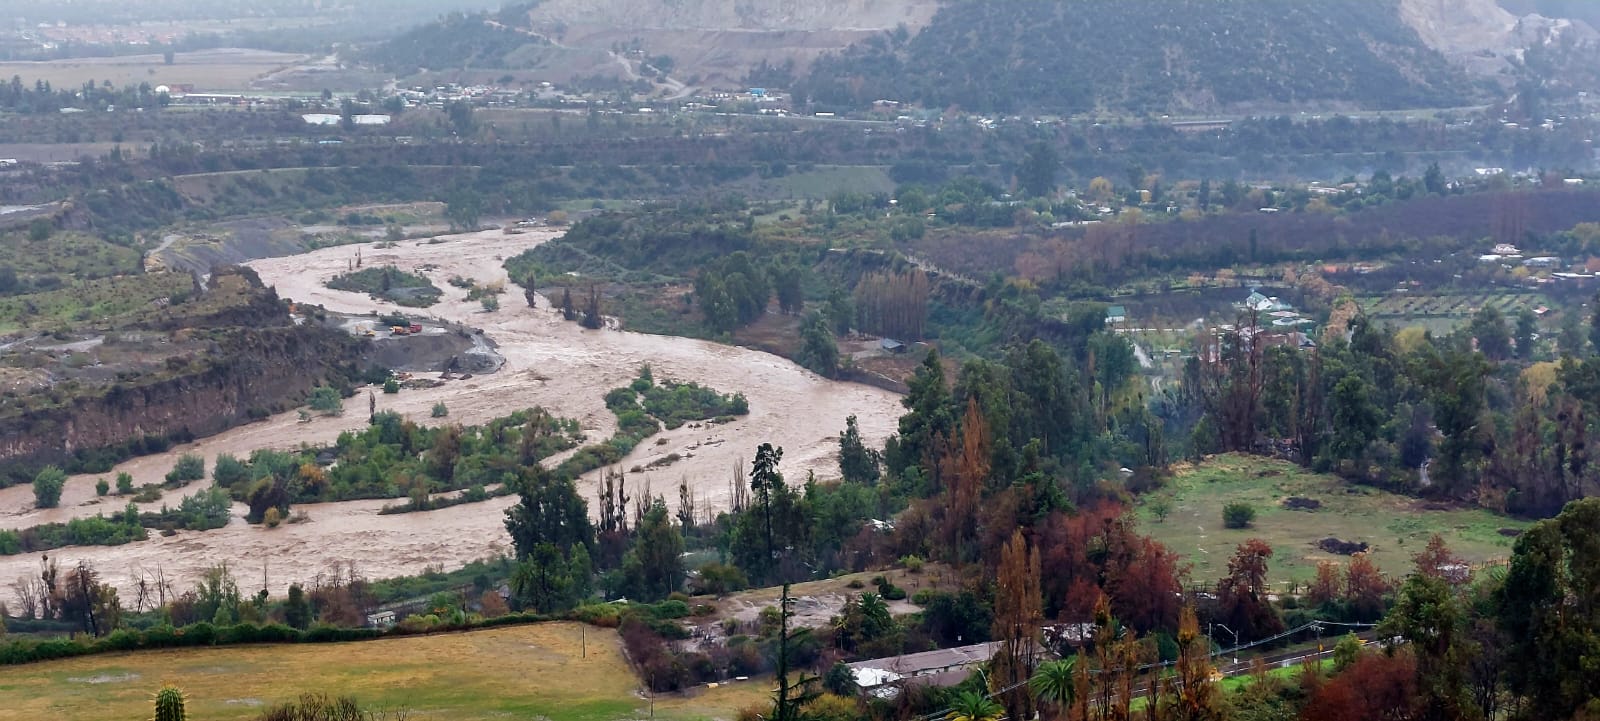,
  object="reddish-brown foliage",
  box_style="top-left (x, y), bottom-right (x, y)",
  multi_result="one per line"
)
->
top-left (1103, 534), bottom-right (1186, 633)
top-left (1217, 539), bottom-right (1284, 642)
top-left (1037, 501), bottom-right (1125, 619)
top-left (1309, 561), bottom-right (1341, 608)
top-left (1301, 650), bottom-right (1418, 721)
top-left (1343, 552), bottom-right (1390, 621)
